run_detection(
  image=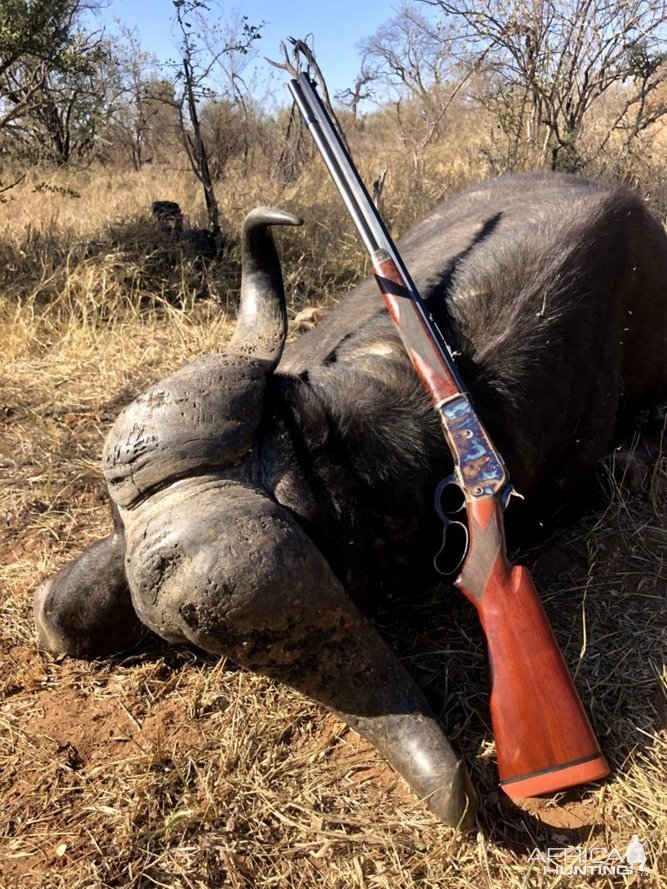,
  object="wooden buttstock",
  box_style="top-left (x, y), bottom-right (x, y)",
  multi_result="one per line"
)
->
top-left (456, 499), bottom-right (609, 797)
